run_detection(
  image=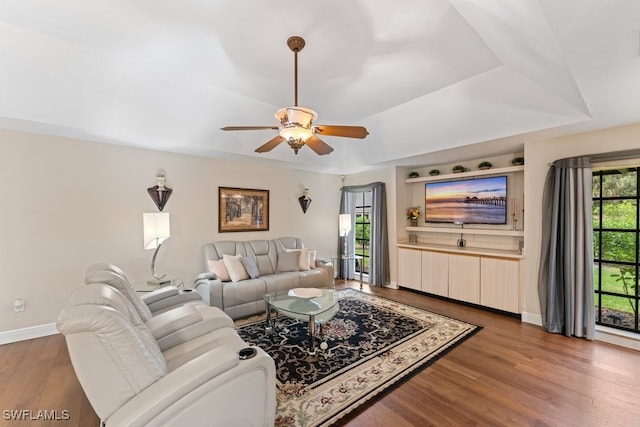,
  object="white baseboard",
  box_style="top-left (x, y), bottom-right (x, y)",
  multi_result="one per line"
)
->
top-left (520, 315), bottom-right (639, 352)
top-left (0, 323), bottom-right (58, 345)
top-left (596, 326), bottom-right (640, 351)
top-left (521, 312), bottom-right (542, 326)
